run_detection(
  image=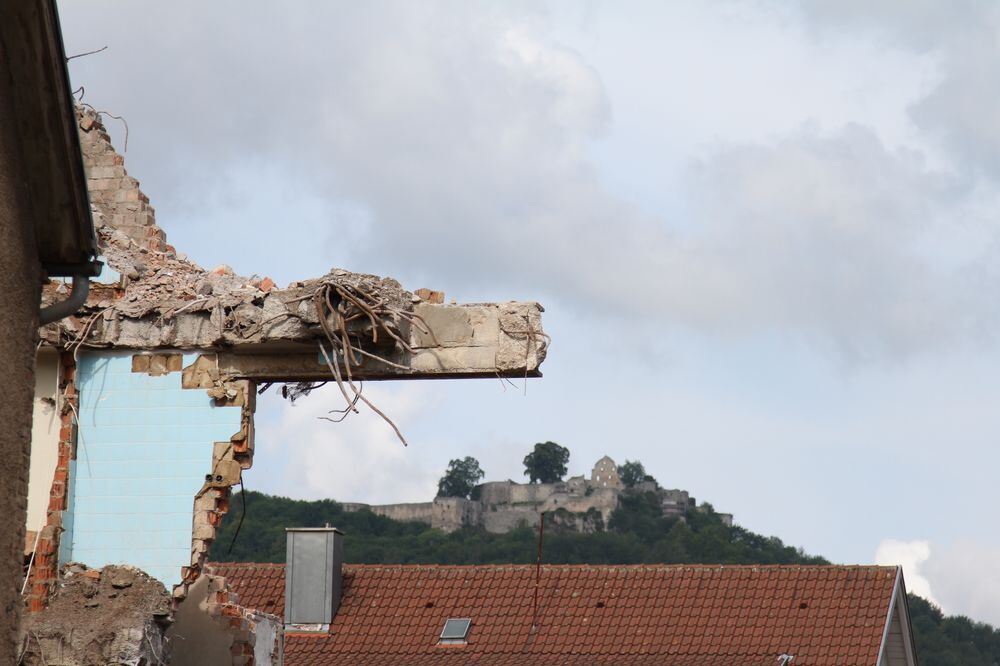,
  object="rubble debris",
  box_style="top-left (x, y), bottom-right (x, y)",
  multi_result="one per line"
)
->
top-left (19, 563), bottom-right (172, 665)
top-left (38, 108), bottom-right (548, 382)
